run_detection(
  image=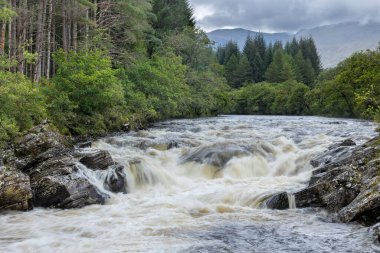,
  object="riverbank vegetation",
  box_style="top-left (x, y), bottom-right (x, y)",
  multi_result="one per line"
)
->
top-left (0, 0), bottom-right (379, 148)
